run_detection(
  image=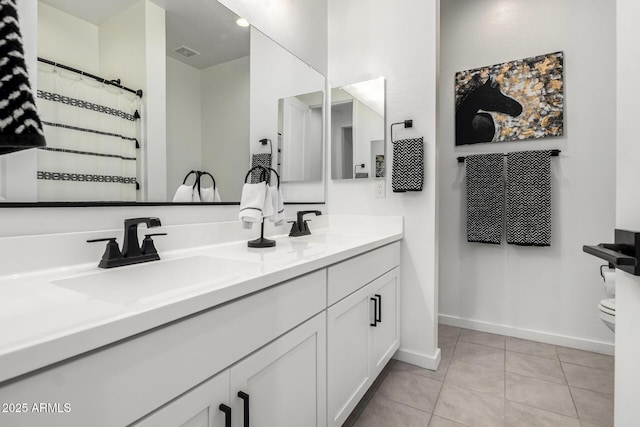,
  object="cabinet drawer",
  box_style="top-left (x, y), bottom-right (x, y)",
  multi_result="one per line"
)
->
top-left (0, 269), bottom-right (326, 427)
top-left (327, 242), bottom-right (400, 306)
